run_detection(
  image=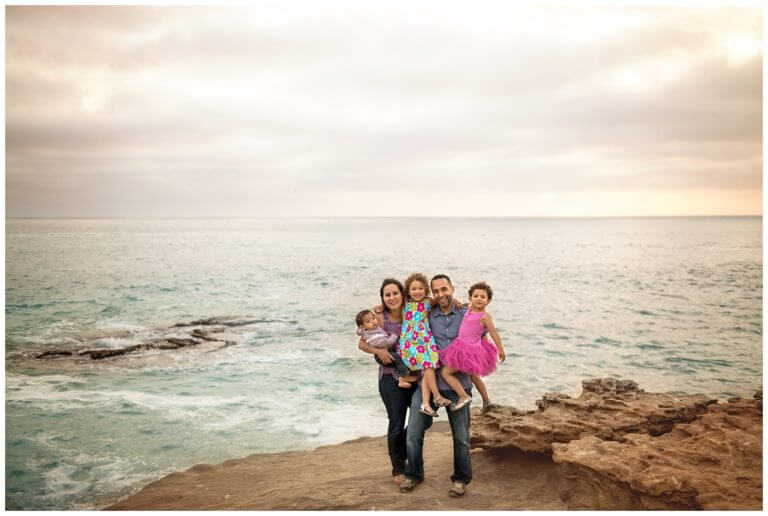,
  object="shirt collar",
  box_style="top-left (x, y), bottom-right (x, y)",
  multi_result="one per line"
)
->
top-left (430, 302), bottom-right (463, 317)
